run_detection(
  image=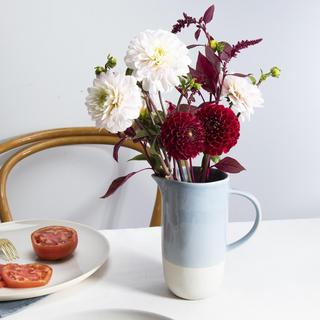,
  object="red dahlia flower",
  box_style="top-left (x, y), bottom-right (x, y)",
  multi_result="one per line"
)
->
top-left (161, 112), bottom-right (205, 160)
top-left (197, 103), bottom-right (240, 156)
